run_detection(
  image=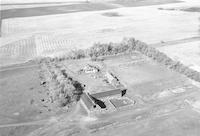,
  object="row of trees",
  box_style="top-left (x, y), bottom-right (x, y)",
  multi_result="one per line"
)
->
top-left (38, 37), bottom-right (200, 107)
top-left (37, 38), bottom-right (136, 62)
top-left (132, 40), bottom-right (200, 82)
top-left (53, 37), bottom-right (200, 82)
top-left (39, 60), bottom-right (84, 107)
